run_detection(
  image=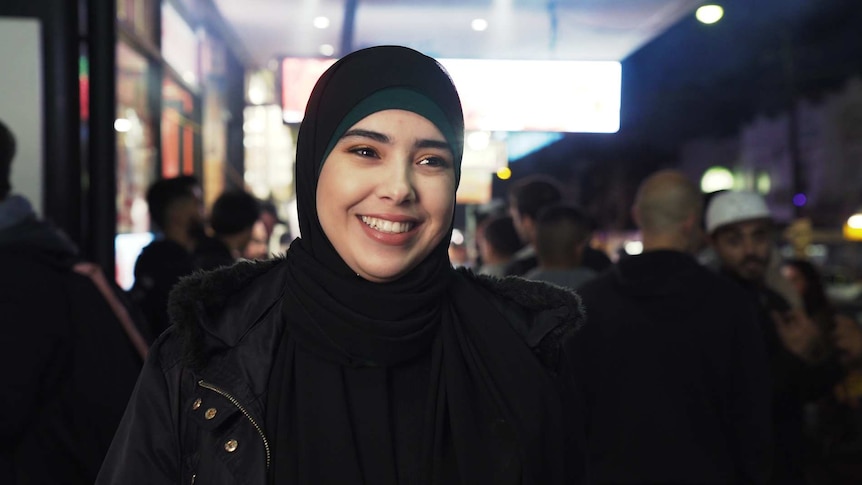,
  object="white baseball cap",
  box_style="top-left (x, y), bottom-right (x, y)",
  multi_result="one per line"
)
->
top-left (705, 191), bottom-right (772, 234)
